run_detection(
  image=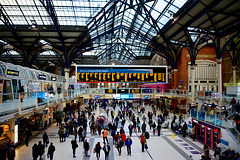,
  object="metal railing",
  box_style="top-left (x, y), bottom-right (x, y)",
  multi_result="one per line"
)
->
top-left (0, 89), bottom-right (81, 117)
